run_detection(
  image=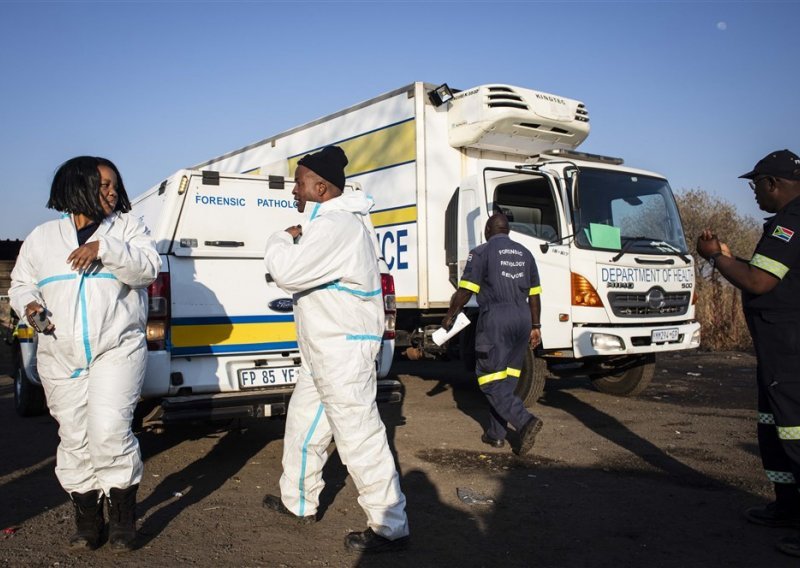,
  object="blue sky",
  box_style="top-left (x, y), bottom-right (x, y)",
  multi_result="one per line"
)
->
top-left (1, 1), bottom-right (798, 240)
